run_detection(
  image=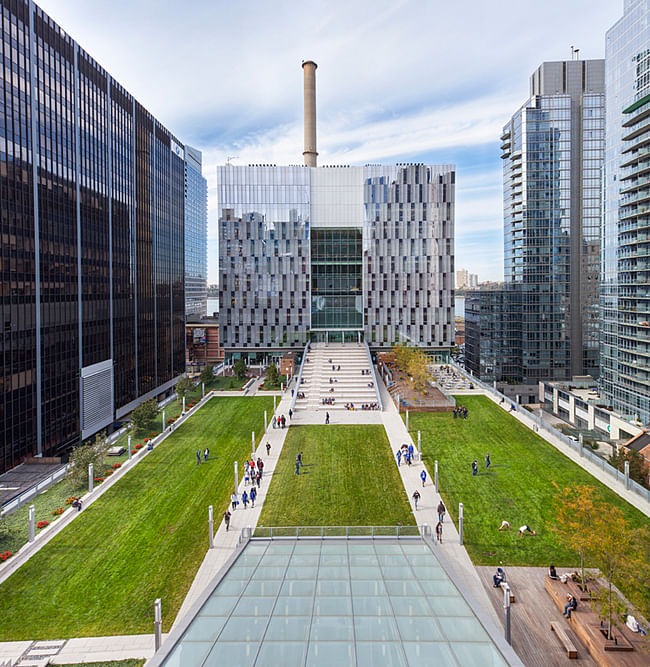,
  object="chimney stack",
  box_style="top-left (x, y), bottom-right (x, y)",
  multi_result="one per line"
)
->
top-left (302, 60), bottom-right (318, 167)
